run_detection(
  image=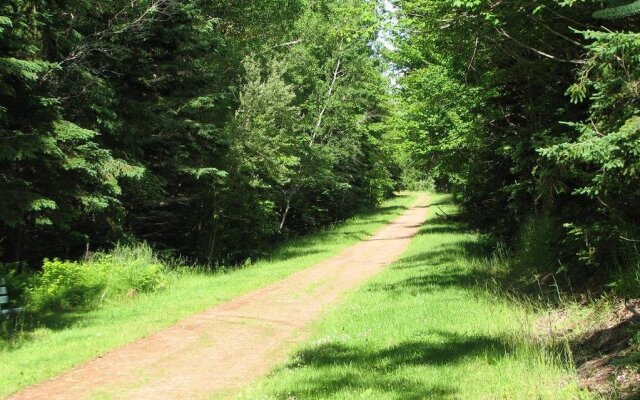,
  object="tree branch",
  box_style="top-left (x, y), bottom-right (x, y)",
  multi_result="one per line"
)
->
top-left (310, 58), bottom-right (342, 146)
top-left (495, 28), bottom-right (586, 64)
top-left (527, 15), bottom-right (584, 48)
